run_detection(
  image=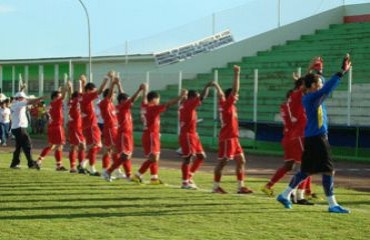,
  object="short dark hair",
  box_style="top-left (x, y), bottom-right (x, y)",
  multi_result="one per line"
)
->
top-left (187, 90), bottom-right (198, 99)
top-left (71, 91), bottom-right (79, 99)
top-left (294, 77), bottom-right (304, 90)
top-left (102, 89), bottom-right (110, 98)
top-left (84, 82), bottom-right (96, 92)
top-left (147, 91), bottom-right (159, 102)
top-left (224, 88), bottom-right (233, 98)
top-left (304, 73), bottom-right (319, 89)
top-left (117, 93), bottom-right (129, 103)
top-left (51, 91), bottom-right (61, 100)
